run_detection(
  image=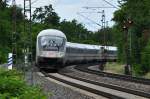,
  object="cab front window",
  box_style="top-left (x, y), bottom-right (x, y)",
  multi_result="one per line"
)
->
top-left (39, 36), bottom-right (66, 51)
